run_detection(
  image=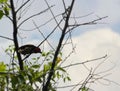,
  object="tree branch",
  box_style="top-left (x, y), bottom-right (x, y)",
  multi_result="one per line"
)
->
top-left (19, 13), bottom-right (62, 31)
top-left (0, 35), bottom-right (13, 41)
top-left (10, 0), bottom-right (23, 70)
top-left (42, 0), bottom-right (75, 90)
top-left (18, 5), bottom-right (54, 28)
top-left (62, 55), bottom-right (107, 69)
top-left (44, 0), bottom-right (63, 31)
top-left (32, 20), bottom-right (55, 51)
top-left (16, 0), bottom-right (30, 13)
top-left (66, 16), bottom-right (108, 34)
